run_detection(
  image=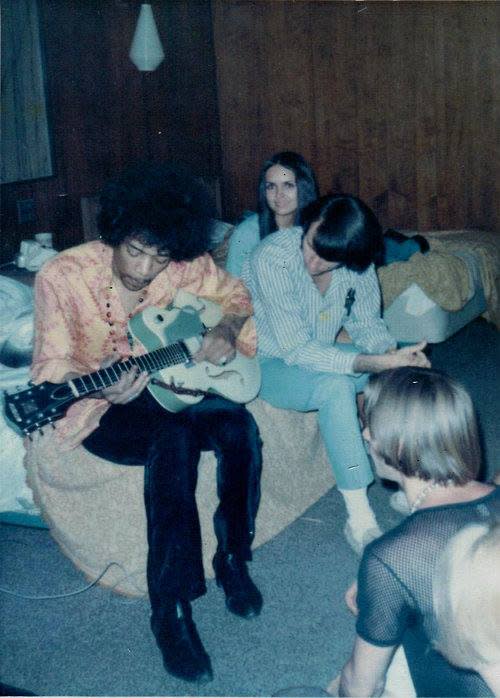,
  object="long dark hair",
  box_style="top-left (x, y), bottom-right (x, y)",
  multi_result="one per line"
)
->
top-left (301, 194), bottom-right (384, 272)
top-left (257, 151), bottom-right (318, 240)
